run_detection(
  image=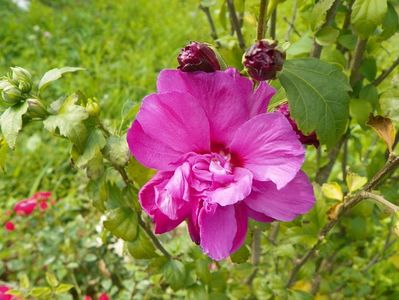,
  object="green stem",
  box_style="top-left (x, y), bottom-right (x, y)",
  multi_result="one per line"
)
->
top-left (257, 0), bottom-right (268, 40)
top-left (227, 0), bottom-right (246, 50)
